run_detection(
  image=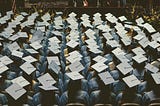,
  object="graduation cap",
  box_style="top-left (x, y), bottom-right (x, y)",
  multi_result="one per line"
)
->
top-left (85, 29), bottom-right (96, 39)
top-left (69, 12), bottom-right (77, 17)
top-left (143, 23), bottom-right (156, 33)
top-left (22, 55), bottom-right (37, 63)
top-left (145, 63), bottom-right (159, 73)
top-left (148, 41), bottom-right (160, 49)
top-left (85, 39), bottom-right (97, 45)
top-left (98, 71), bottom-right (115, 85)
top-left (106, 15), bottom-right (118, 23)
top-left (30, 41), bottom-right (42, 50)
top-left (116, 54), bottom-right (130, 62)
top-left (151, 32), bottom-right (160, 41)
top-left (48, 36), bottom-right (61, 43)
top-left (20, 62), bottom-right (36, 75)
top-left (48, 46), bottom-right (60, 54)
top-left (8, 34), bottom-right (19, 41)
top-left (138, 37), bottom-right (150, 48)
top-left (11, 76), bottom-right (30, 87)
top-left (69, 61), bottom-right (84, 72)
top-left (91, 62), bottom-right (108, 73)
top-left (93, 13), bottom-right (102, 17)
top-left (89, 48), bottom-right (102, 54)
top-left (123, 75), bottom-right (141, 88)
top-left (102, 32), bottom-right (113, 40)
top-left (29, 30), bottom-right (44, 43)
top-left (5, 83), bottom-right (27, 100)
top-left (12, 50), bottom-right (24, 58)
top-left (151, 73), bottom-right (160, 84)
top-left (66, 71), bottom-right (84, 80)
top-left (117, 62), bottom-right (133, 75)
top-left (107, 40), bottom-right (120, 48)
top-left (36, 26), bottom-right (46, 32)
top-left (56, 11), bottom-right (63, 15)
top-left (0, 62), bottom-right (9, 74)
top-left (67, 51), bottom-right (82, 63)
top-left (121, 37), bottom-right (131, 46)
top-left (51, 30), bottom-right (62, 36)
top-left (136, 17), bottom-right (144, 24)
top-left (66, 40), bottom-right (79, 48)
top-left (48, 60), bottom-right (61, 75)
top-left (37, 73), bottom-right (56, 86)
top-left (25, 49), bottom-right (39, 54)
top-left (20, 12), bottom-right (28, 16)
top-left (8, 42), bottom-right (20, 52)
top-left (132, 55), bottom-right (147, 64)
top-left (41, 13), bottom-right (51, 21)
top-left (47, 56), bottom-right (60, 65)
top-left (0, 56), bottom-right (13, 65)
top-left (118, 16), bottom-right (127, 22)
top-left (112, 47), bottom-right (126, 56)
top-left (132, 47), bottom-right (145, 55)
top-left (39, 85), bottom-right (58, 91)
top-left (93, 55), bottom-right (108, 63)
